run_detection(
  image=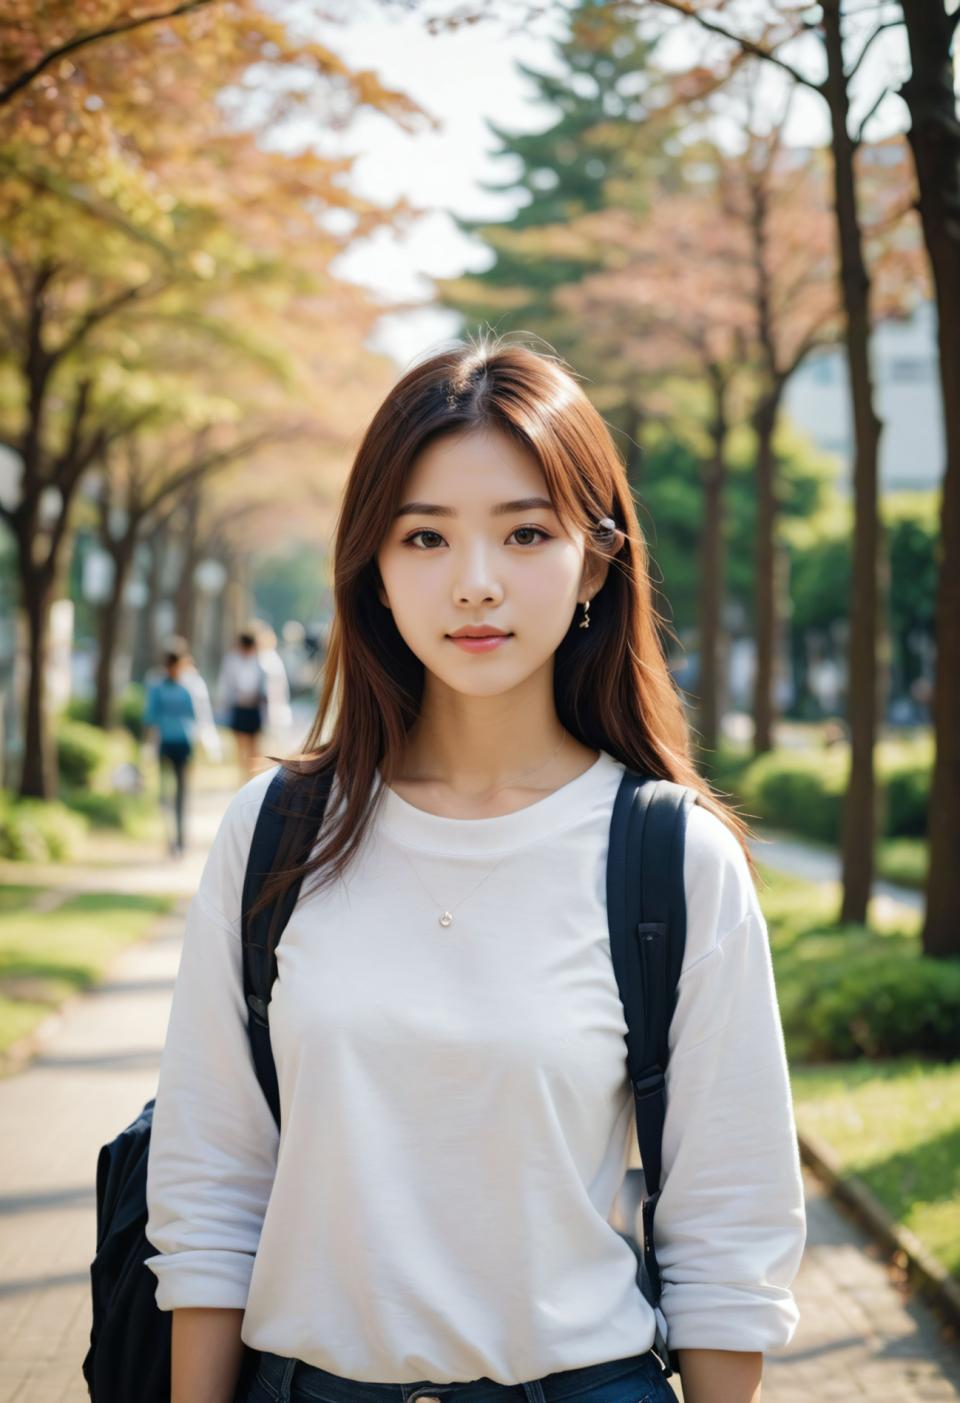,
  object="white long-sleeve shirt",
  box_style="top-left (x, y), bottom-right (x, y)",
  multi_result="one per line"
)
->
top-left (144, 749), bottom-right (806, 1383)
